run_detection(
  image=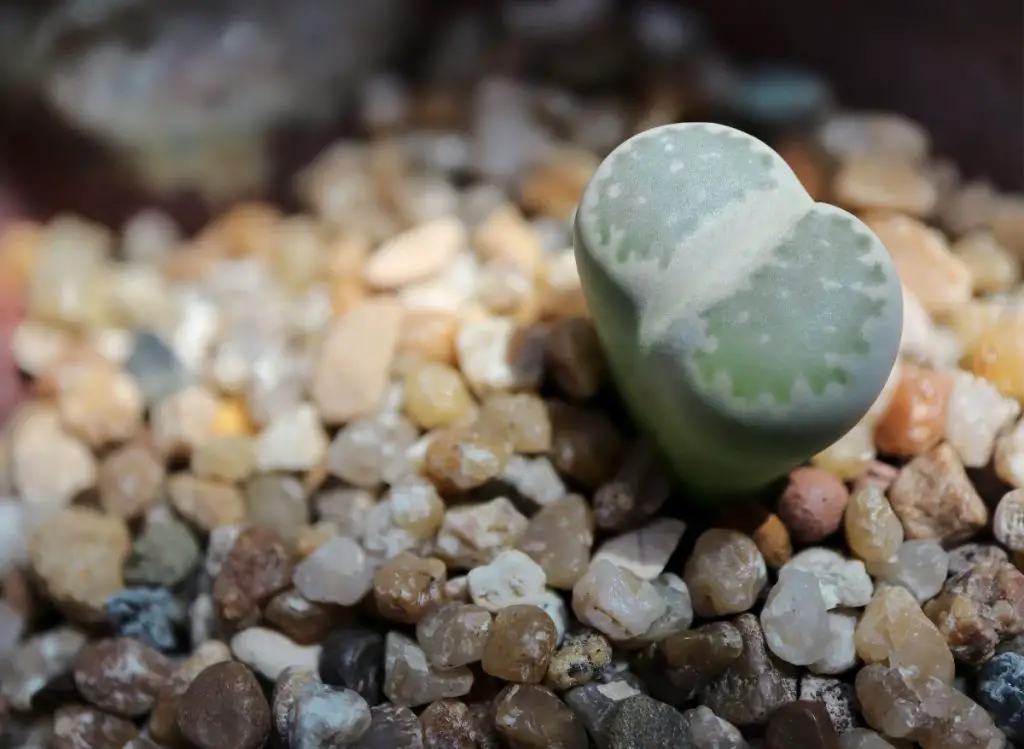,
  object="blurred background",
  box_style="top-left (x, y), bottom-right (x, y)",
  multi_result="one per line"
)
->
top-left (0, 0), bottom-right (1020, 231)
